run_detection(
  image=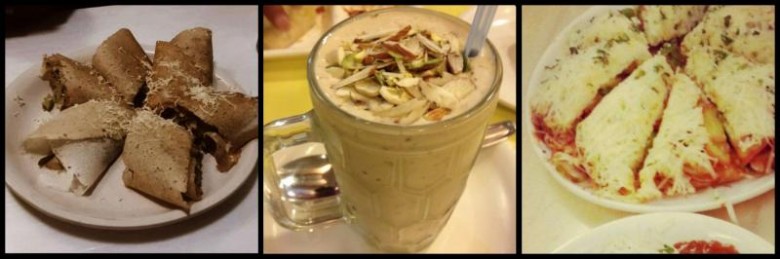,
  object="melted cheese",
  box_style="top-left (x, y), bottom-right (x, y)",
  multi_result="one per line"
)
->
top-left (682, 6), bottom-right (775, 64)
top-left (576, 55), bottom-right (672, 201)
top-left (532, 36), bottom-right (651, 132)
top-left (704, 55), bottom-right (775, 153)
top-left (567, 9), bottom-right (647, 50)
top-left (636, 74), bottom-right (713, 201)
top-left (640, 6), bottom-right (707, 46)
